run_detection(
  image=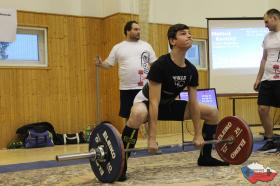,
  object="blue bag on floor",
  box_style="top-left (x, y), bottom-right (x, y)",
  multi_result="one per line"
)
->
top-left (25, 129), bottom-right (54, 148)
